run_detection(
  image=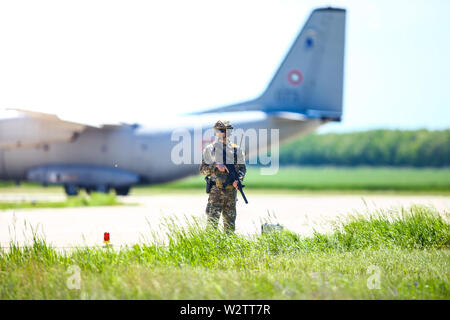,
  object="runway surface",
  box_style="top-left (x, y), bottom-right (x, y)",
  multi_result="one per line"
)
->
top-left (1, 192), bottom-right (449, 248)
